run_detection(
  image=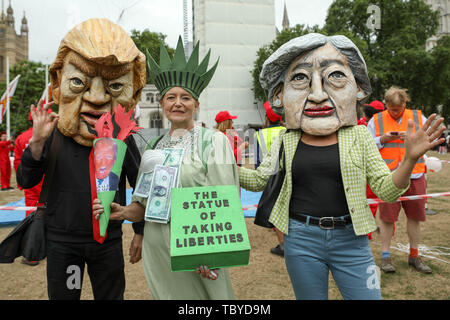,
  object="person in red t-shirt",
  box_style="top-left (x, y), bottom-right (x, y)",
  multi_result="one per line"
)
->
top-left (13, 108), bottom-right (52, 266)
top-left (14, 107), bottom-right (53, 215)
top-left (358, 100), bottom-right (393, 240)
top-left (14, 110), bottom-right (49, 216)
top-left (358, 100), bottom-right (385, 126)
top-left (0, 131), bottom-right (14, 190)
